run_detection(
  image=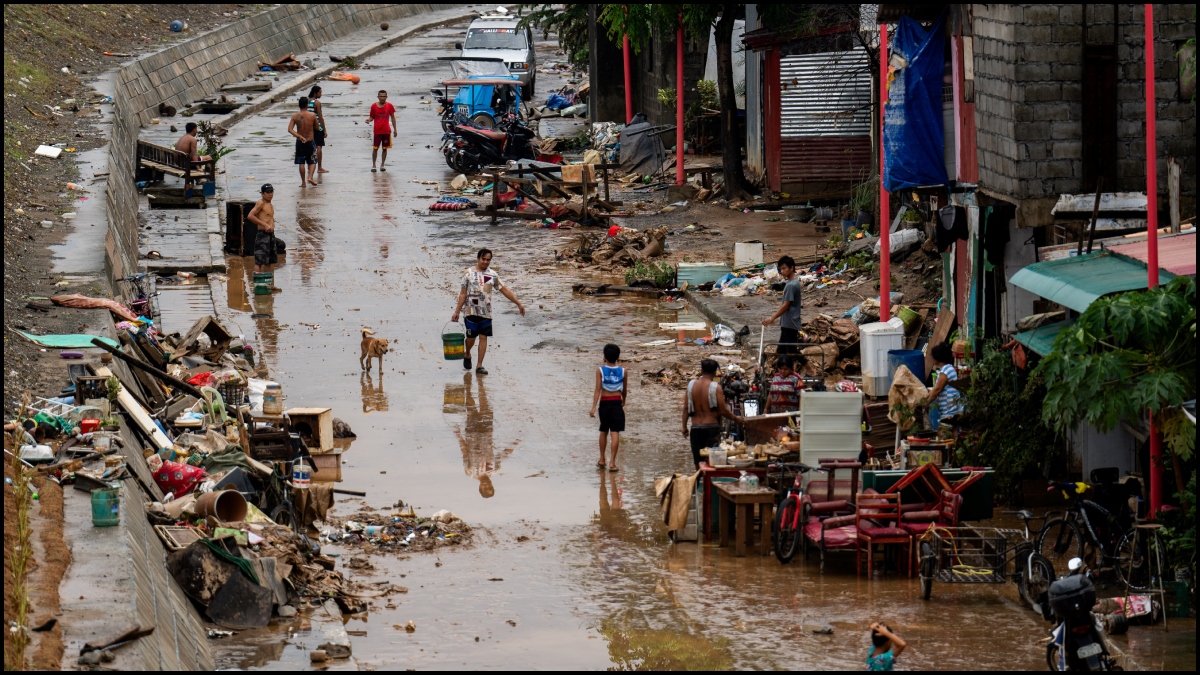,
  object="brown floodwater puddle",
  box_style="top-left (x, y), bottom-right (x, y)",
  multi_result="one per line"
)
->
top-left (202, 29), bottom-right (1195, 672)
